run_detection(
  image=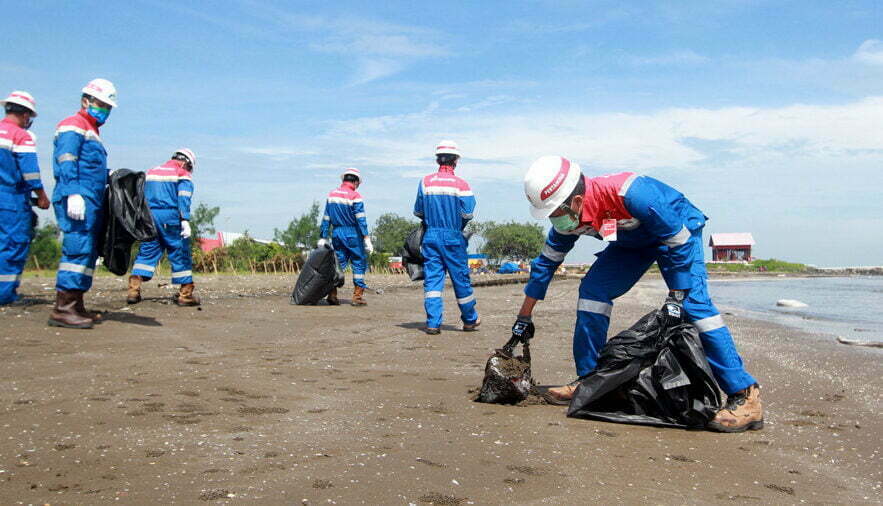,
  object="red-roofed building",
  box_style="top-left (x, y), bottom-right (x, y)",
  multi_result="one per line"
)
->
top-left (709, 233), bottom-right (755, 262)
